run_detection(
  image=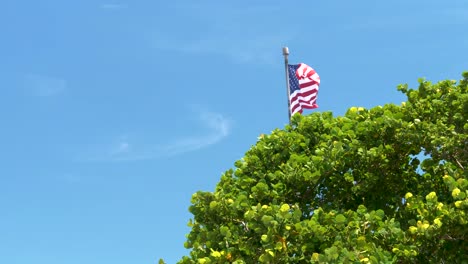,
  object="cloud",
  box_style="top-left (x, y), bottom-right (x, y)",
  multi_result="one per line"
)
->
top-left (150, 4), bottom-right (294, 64)
top-left (441, 8), bottom-right (468, 22)
top-left (100, 3), bottom-right (127, 10)
top-left (185, 35), bottom-right (289, 65)
top-left (23, 74), bottom-right (67, 97)
top-left (161, 110), bottom-right (231, 156)
top-left (61, 173), bottom-right (81, 183)
top-left (153, 31), bottom-right (292, 65)
top-left (111, 141), bottom-right (131, 155)
top-left (342, 7), bottom-right (468, 31)
top-left (78, 109), bottom-right (231, 162)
